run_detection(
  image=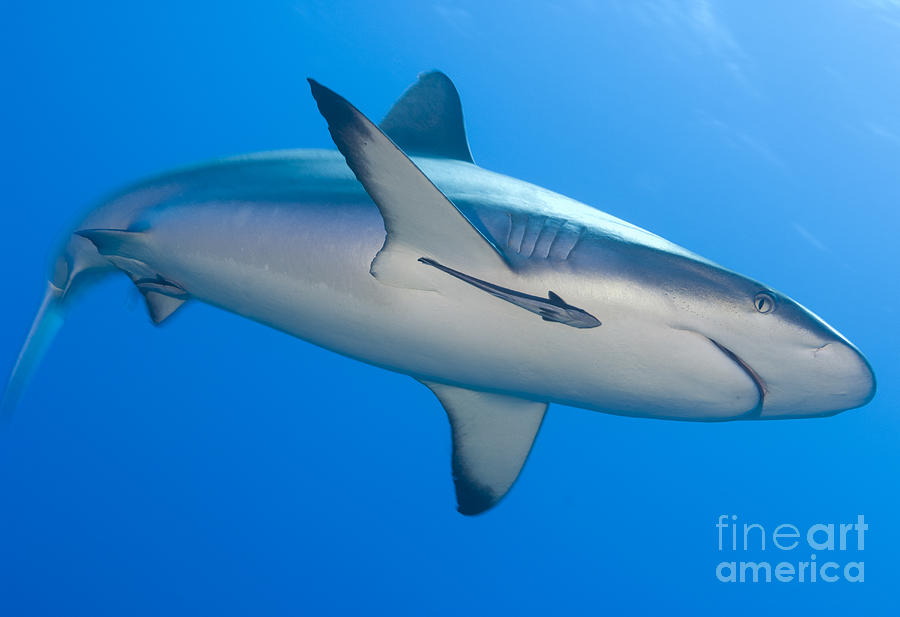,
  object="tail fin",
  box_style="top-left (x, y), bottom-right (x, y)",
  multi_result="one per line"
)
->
top-left (1, 283), bottom-right (67, 424)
